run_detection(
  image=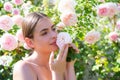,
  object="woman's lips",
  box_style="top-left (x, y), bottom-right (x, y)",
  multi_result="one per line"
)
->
top-left (50, 42), bottom-right (57, 45)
